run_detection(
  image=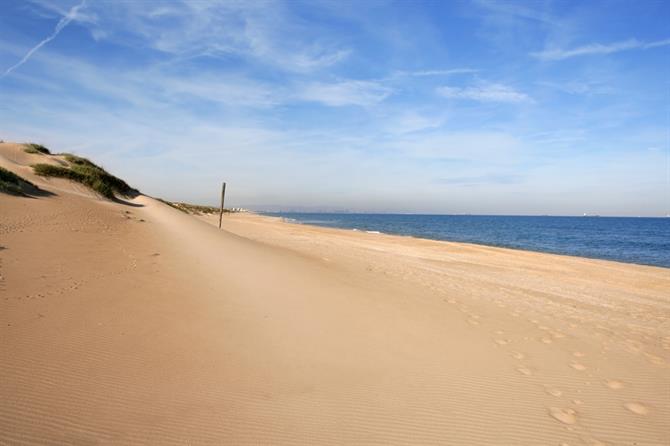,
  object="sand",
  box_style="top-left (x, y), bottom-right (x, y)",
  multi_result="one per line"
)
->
top-left (1, 141), bottom-right (669, 445)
